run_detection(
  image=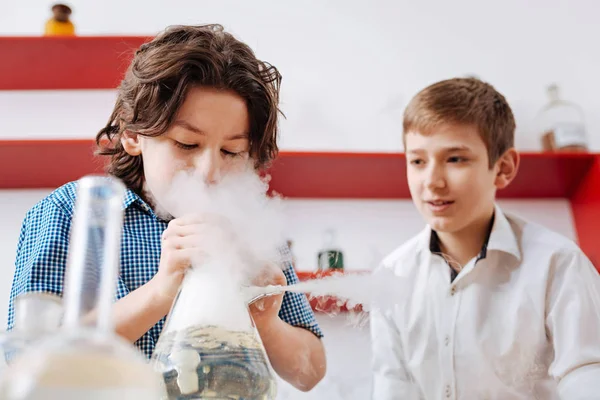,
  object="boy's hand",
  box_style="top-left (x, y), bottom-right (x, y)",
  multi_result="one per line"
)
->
top-left (151, 214), bottom-right (235, 304)
top-left (249, 263), bottom-right (287, 328)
